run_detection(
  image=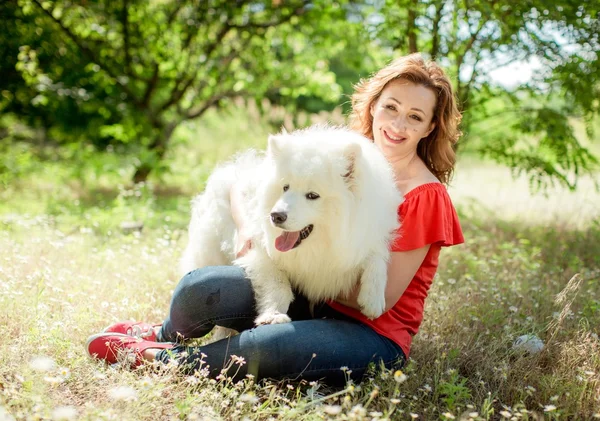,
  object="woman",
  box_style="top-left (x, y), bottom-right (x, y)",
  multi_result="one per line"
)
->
top-left (86, 53), bottom-right (464, 385)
